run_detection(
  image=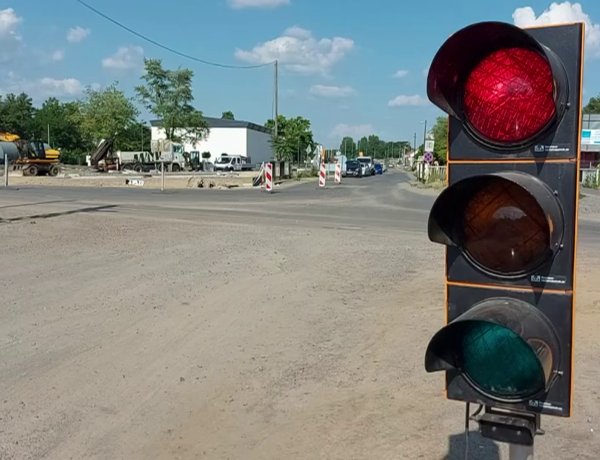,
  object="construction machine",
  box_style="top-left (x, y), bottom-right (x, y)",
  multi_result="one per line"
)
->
top-left (0, 132), bottom-right (61, 176)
